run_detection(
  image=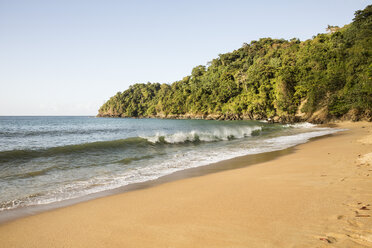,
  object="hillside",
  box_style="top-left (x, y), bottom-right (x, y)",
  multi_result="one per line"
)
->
top-left (98, 5), bottom-right (372, 123)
